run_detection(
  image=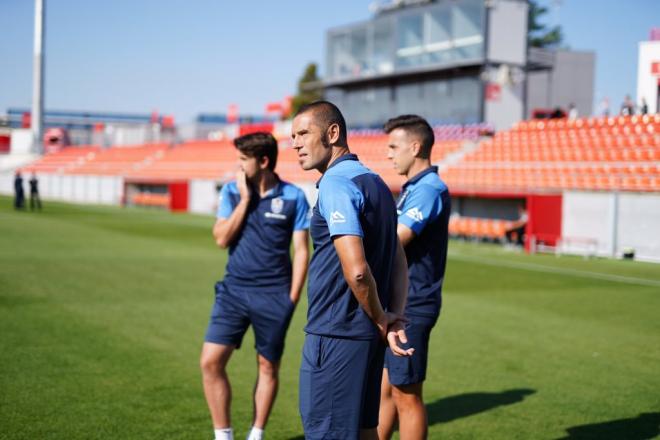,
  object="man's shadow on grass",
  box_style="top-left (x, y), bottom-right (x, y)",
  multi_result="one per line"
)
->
top-left (555, 412), bottom-right (660, 440)
top-left (427, 388), bottom-right (536, 426)
top-left (288, 388), bottom-right (536, 438)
